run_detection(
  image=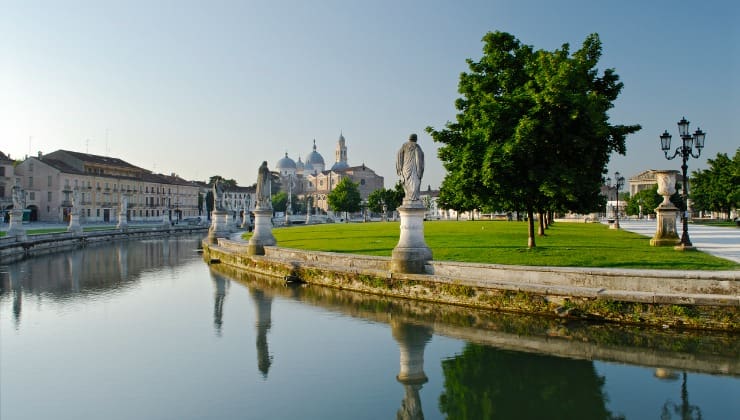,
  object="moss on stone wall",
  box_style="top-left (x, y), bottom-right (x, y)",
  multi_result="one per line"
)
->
top-left (202, 243), bottom-right (739, 332)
